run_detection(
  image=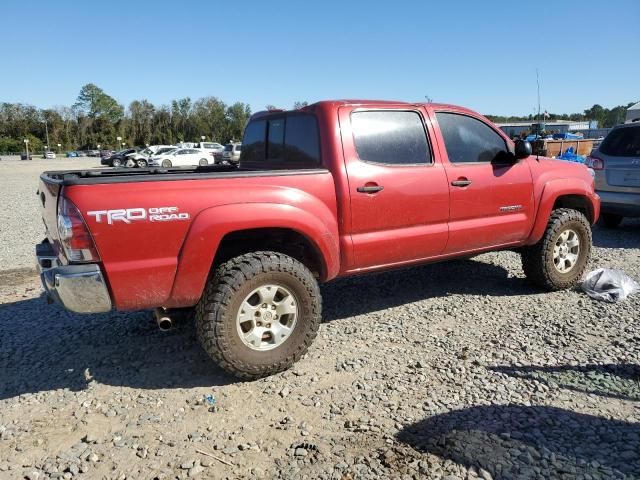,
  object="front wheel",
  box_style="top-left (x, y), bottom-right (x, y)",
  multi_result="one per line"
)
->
top-left (137, 159), bottom-right (148, 168)
top-left (198, 158), bottom-right (208, 166)
top-left (111, 158), bottom-right (122, 167)
top-left (161, 159), bottom-right (172, 168)
top-left (125, 158), bottom-right (136, 168)
top-left (521, 208), bottom-right (592, 290)
top-left (195, 252), bottom-right (321, 379)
